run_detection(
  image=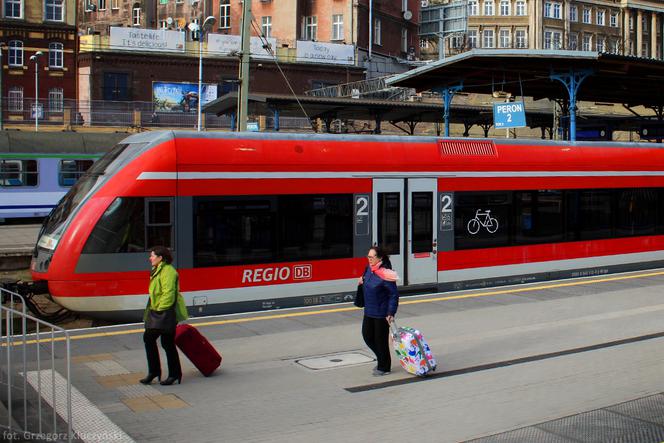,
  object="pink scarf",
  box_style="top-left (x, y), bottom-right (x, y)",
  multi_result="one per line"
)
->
top-left (370, 261), bottom-right (399, 282)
